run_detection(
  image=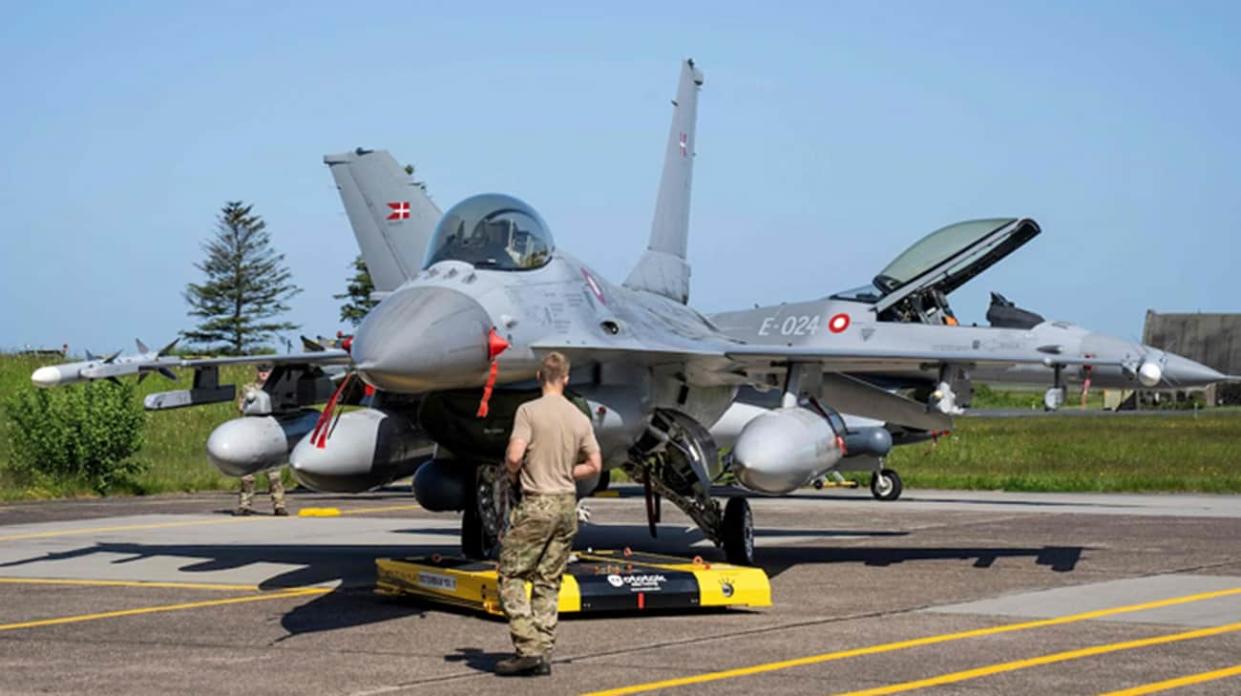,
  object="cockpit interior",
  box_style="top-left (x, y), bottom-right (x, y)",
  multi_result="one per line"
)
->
top-left (424, 193), bottom-right (554, 271)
